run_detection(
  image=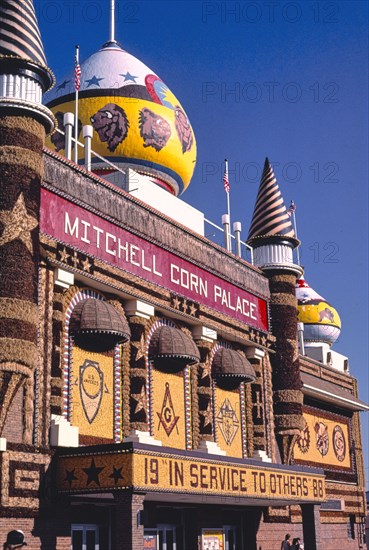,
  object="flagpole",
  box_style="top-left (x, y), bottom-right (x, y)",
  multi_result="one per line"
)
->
top-left (74, 45), bottom-right (80, 164)
top-left (289, 200), bottom-right (300, 266)
top-left (225, 158), bottom-right (231, 249)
